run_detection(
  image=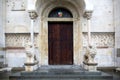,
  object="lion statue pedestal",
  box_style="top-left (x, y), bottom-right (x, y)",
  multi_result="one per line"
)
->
top-left (83, 46), bottom-right (98, 71)
top-left (24, 43), bottom-right (38, 72)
